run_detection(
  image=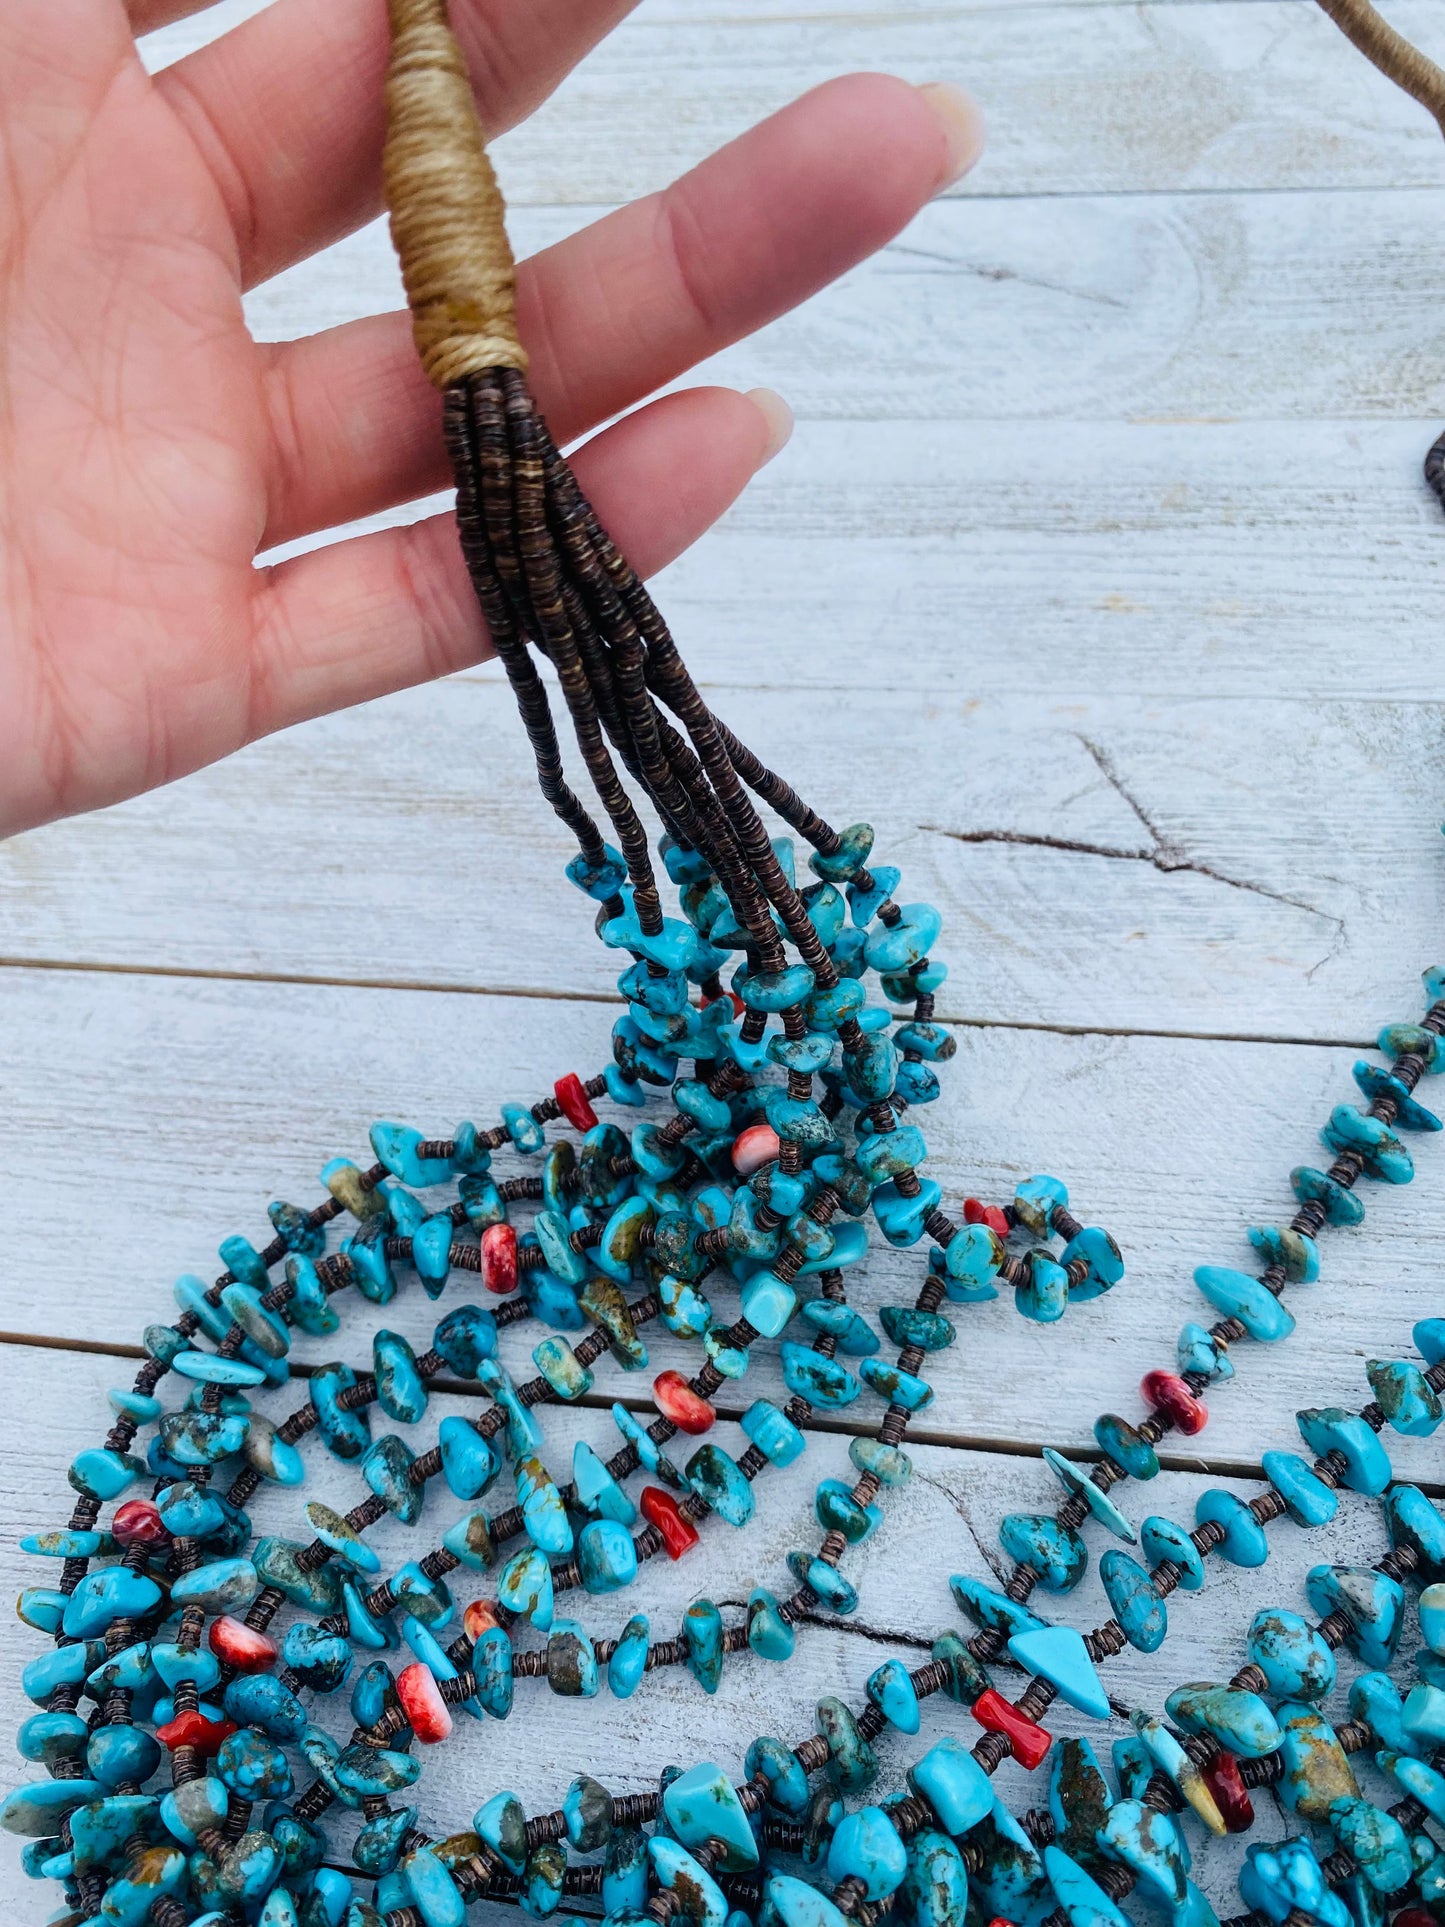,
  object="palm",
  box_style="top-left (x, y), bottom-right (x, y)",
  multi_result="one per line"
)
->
top-left (0, 0), bottom-right (975, 836)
